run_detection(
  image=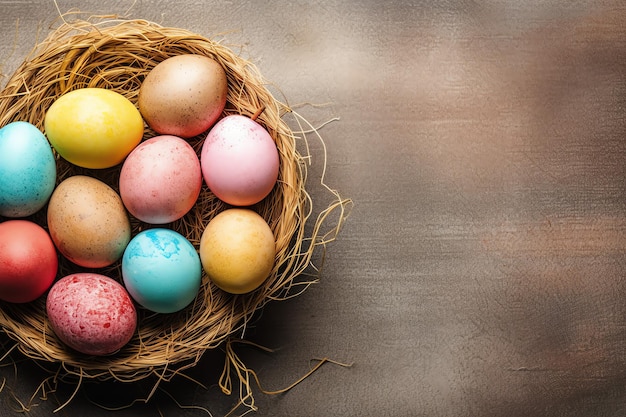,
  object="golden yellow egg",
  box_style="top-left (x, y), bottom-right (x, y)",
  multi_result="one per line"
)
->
top-left (199, 208), bottom-right (275, 294)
